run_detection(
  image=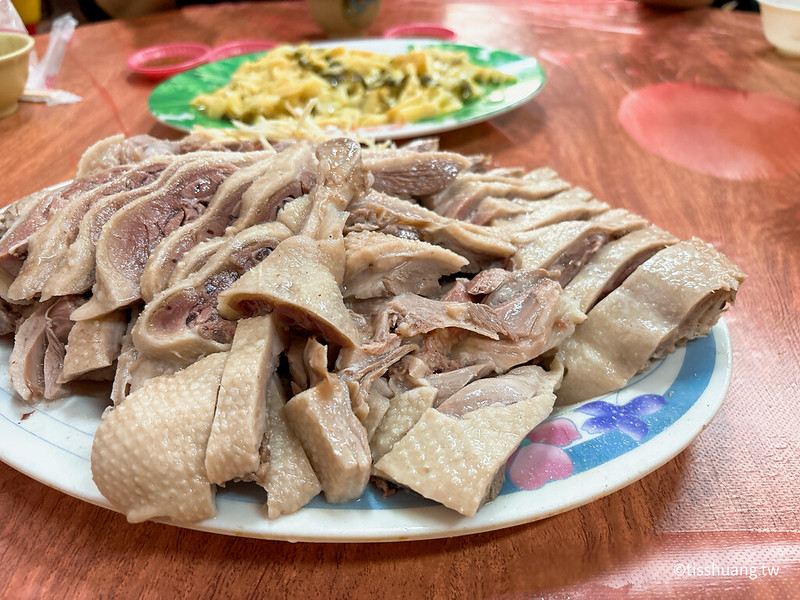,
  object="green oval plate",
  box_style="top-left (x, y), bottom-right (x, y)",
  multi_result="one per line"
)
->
top-left (148, 38), bottom-right (547, 140)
